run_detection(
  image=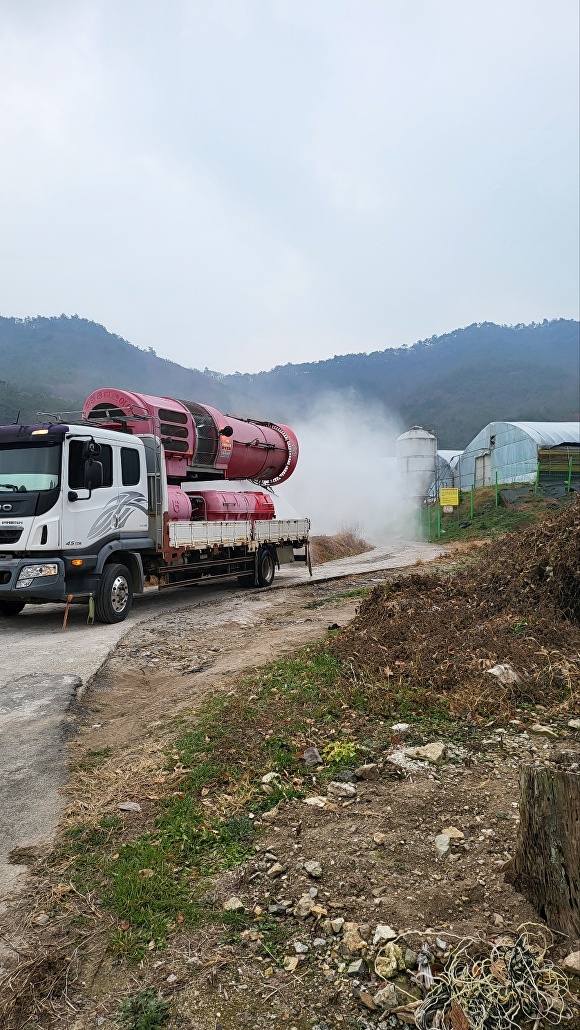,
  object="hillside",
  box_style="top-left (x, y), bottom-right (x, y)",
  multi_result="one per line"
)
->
top-left (219, 319), bottom-right (580, 446)
top-left (0, 316), bottom-right (578, 446)
top-left (0, 315), bottom-right (231, 416)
